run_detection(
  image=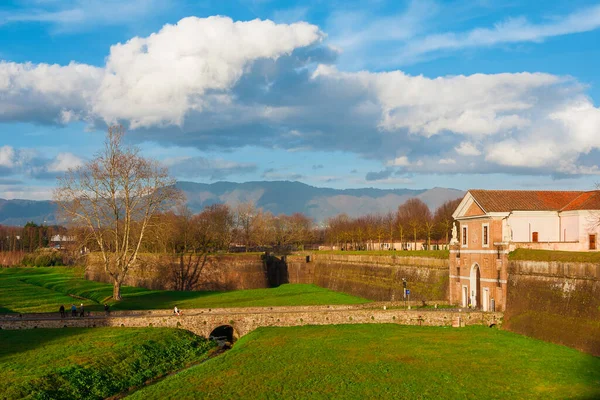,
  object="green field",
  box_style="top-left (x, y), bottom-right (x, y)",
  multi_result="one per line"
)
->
top-left (509, 248), bottom-right (600, 262)
top-left (0, 327), bottom-right (215, 400)
top-left (129, 324), bottom-right (600, 400)
top-left (0, 267), bottom-right (369, 313)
